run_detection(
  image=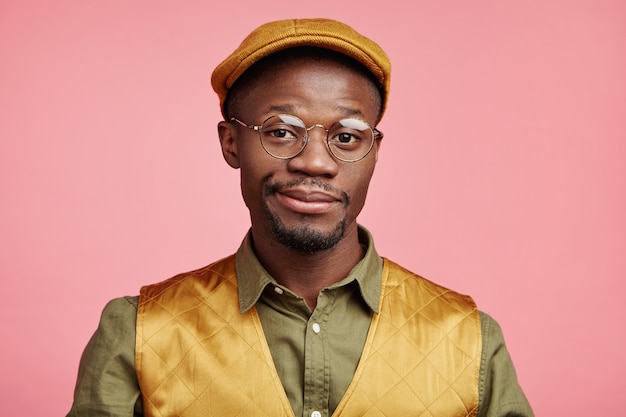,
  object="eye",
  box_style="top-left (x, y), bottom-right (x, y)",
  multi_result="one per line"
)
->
top-left (269, 129), bottom-right (292, 138)
top-left (329, 127), bottom-right (366, 148)
top-left (263, 124), bottom-right (299, 140)
top-left (336, 132), bottom-right (360, 143)
top-left (329, 118), bottom-right (371, 146)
